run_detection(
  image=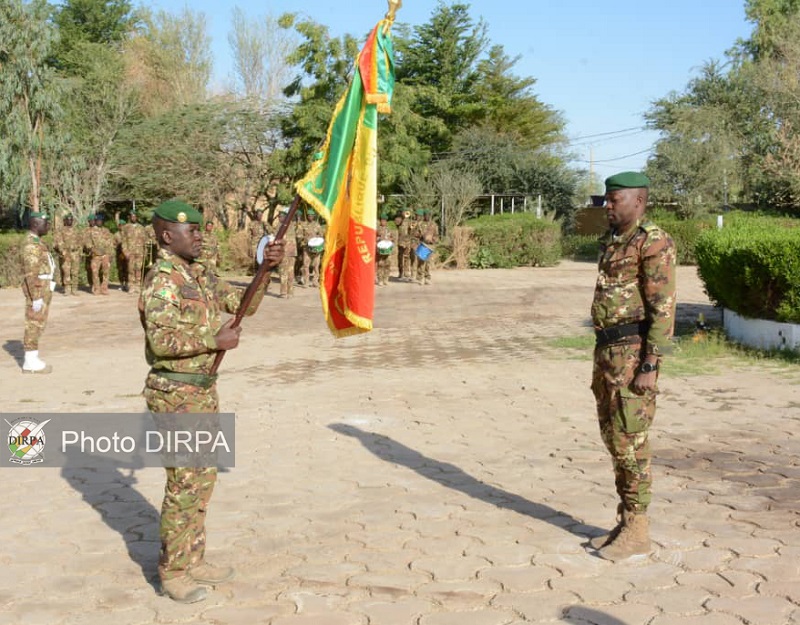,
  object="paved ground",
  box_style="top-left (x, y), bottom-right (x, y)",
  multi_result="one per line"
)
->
top-left (0, 261), bottom-right (799, 625)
